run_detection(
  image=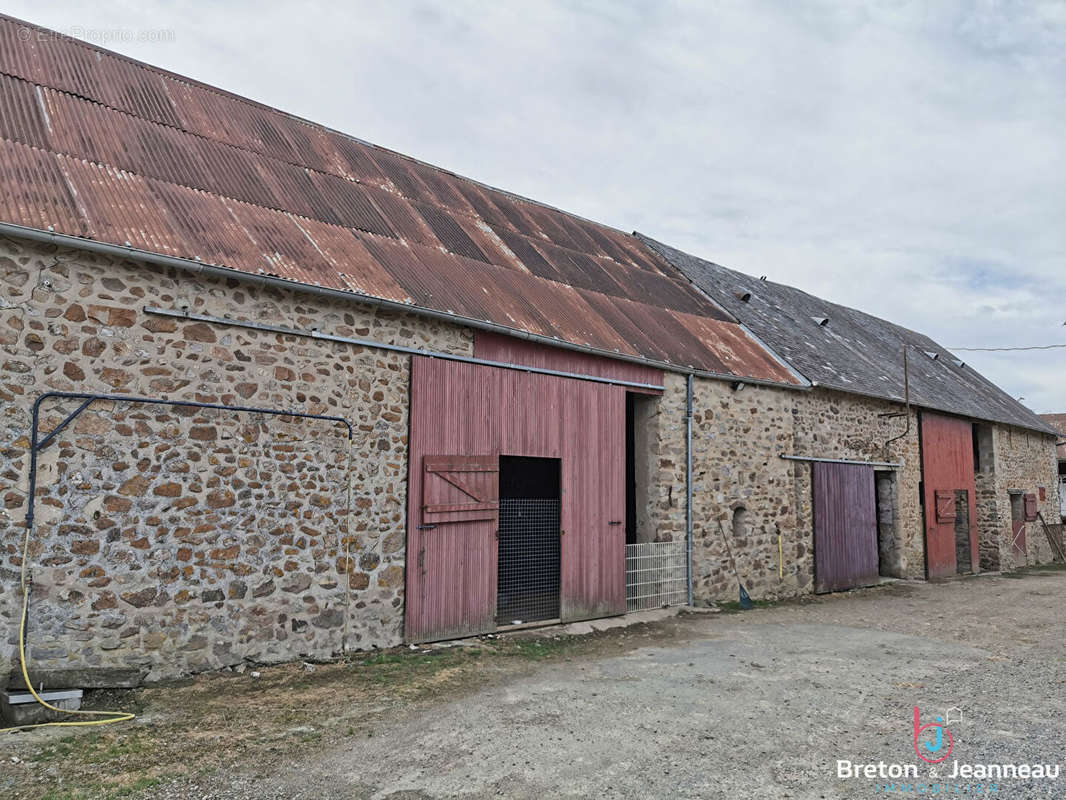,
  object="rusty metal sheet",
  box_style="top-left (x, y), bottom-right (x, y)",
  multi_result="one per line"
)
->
top-left (0, 139), bottom-right (86, 236)
top-left (363, 187), bottom-right (438, 246)
top-left (0, 12), bottom-right (805, 386)
top-left (307, 171), bottom-right (396, 237)
top-left (534, 240), bottom-right (629, 296)
top-left (370, 150), bottom-right (434, 203)
top-left (453, 181), bottom-right (512, 229)
top-left (0, 74), bottom-right (48, 148)
top-left (144, 180), bottom-right (261, 269)
top-left (486, 223), bottom-right (559, 278)
top-left (411, 201), bottom-right (489, 263)
top-left (58, 155), bottom-right (187, 257)
top-left (575, 291), bottom-right (671, 362)
top-left (676, 311), bottom-right (799, 383)
top-left (475, 189), bottom-right (542, 238)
